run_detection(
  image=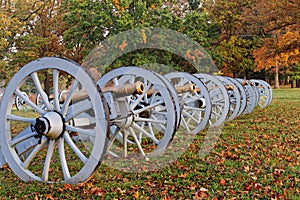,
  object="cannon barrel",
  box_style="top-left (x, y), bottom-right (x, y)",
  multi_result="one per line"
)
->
top-left (175, 83), bottom-right (195, 94)
top-left (241, 80), bottom-right (249, 86)
top-left (59, 81), bottom-right (144, 102)
top-left (146, 83), bottom-right (195, 96)
top-left (225, 84), bottom-right (234, 91)
top-left (101, 81), bottom-right (144, 96)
